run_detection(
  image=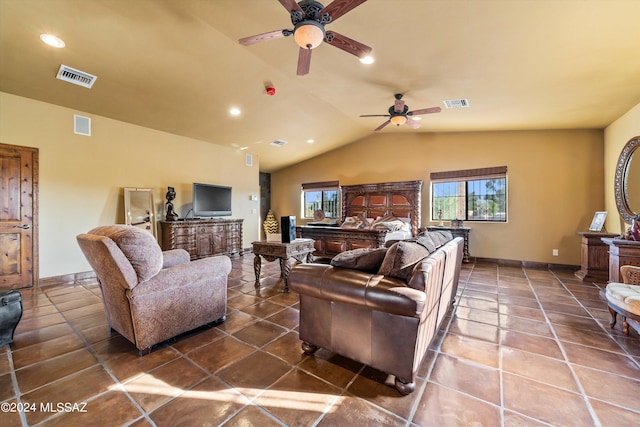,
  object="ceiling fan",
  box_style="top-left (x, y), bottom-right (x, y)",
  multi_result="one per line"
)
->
top-left (238, 0), bottom-right (371, 75)
top-left (360, 94), bottom-right (442, 131)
